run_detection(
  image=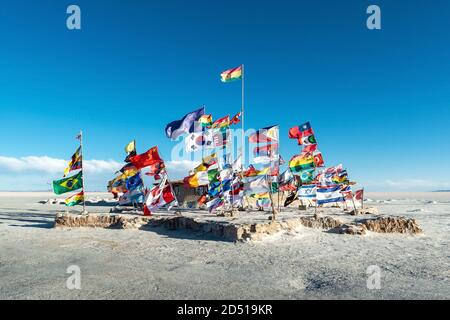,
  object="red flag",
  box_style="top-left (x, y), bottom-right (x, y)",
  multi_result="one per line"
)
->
top-left (302, 144), bottom-right (318, 154)
top-left (145, 161), bottom-right (165, 176)
top-left (197, 194), bottom-right (207, 206)
top-left (288, 126), bottom-right (301, 139)
top-left (354, 189), bottom-right (364, 201)
top-left (230, 112), bottom-right (241, 125)
top-left (129, 146), bottom-right (163, 170)
top-left (243, 165), bottom-right (258, 177)
top-left (313, 152), bottom-right (325, 167)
